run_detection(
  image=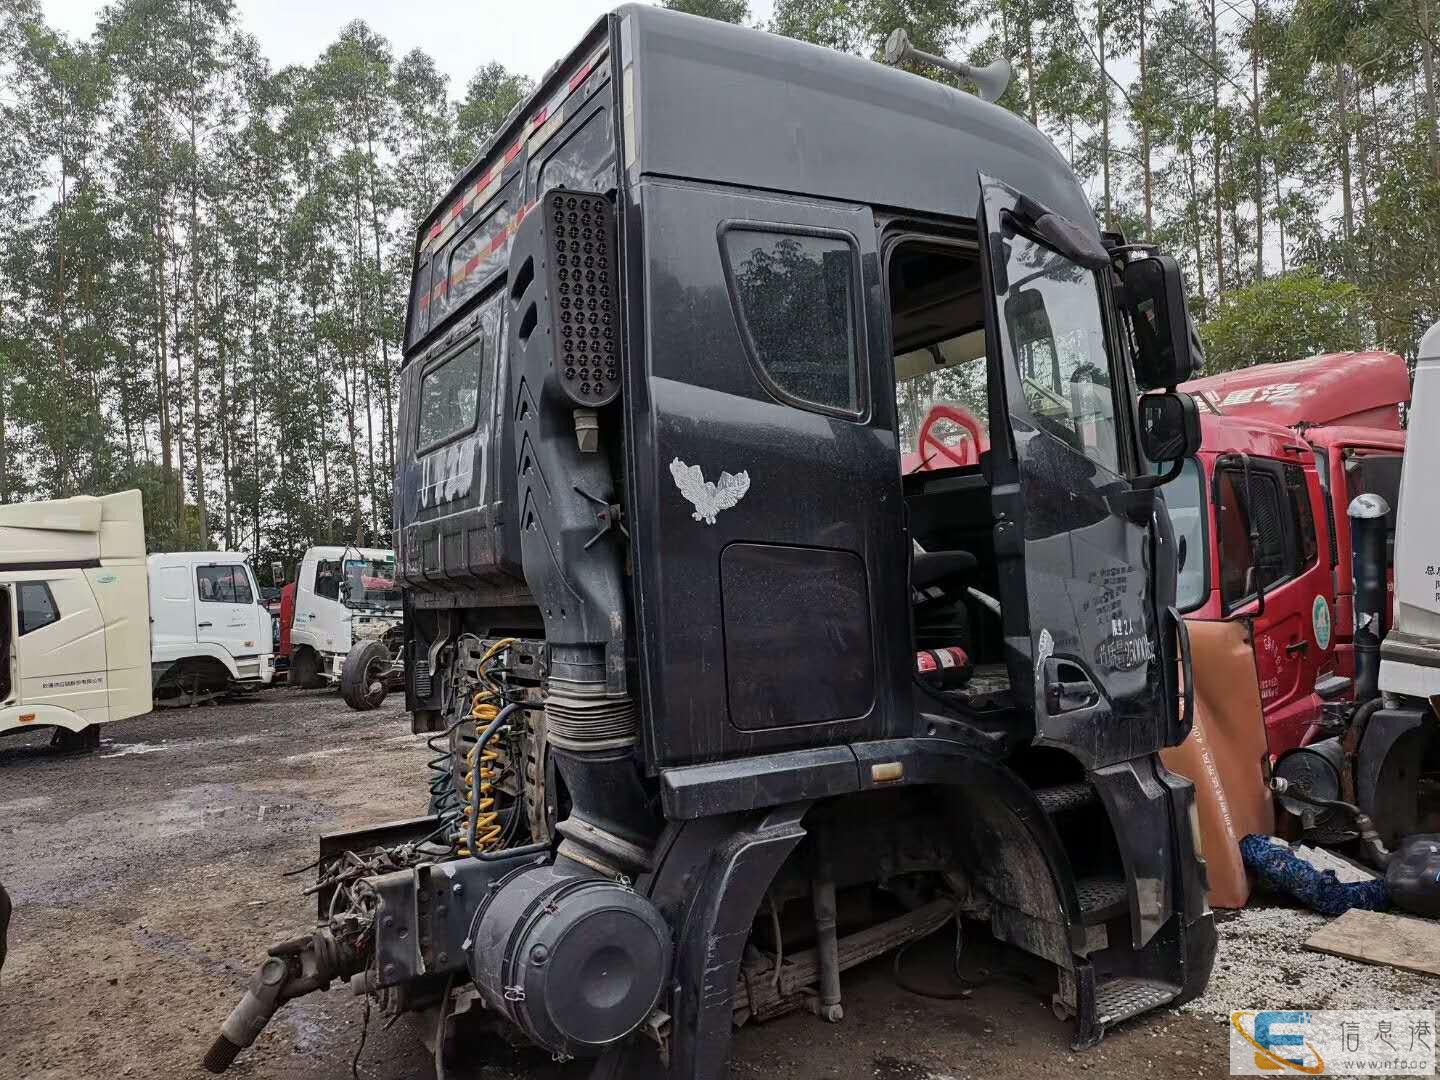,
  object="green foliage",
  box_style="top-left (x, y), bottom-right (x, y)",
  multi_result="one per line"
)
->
top-left (662, 0), bottom-right (750, 23)
top-left (1198, 271), bottom-right (1362, 373)
top-left (0, 0), bottom-right (1437, 560)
